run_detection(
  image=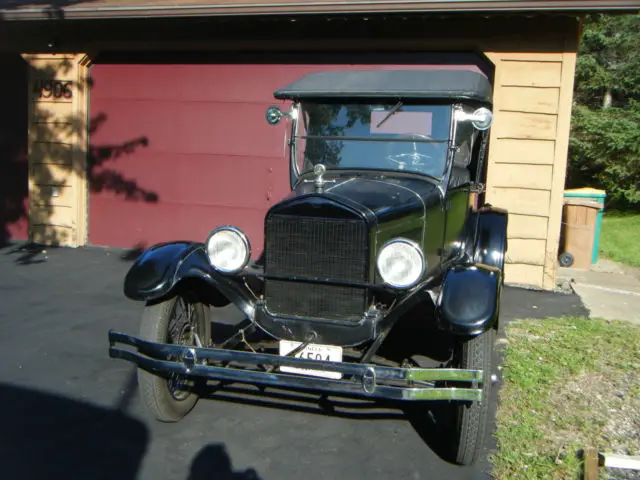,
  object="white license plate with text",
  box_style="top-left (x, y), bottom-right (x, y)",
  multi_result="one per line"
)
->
top-left (278, 340), bottom-right (343, 380)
